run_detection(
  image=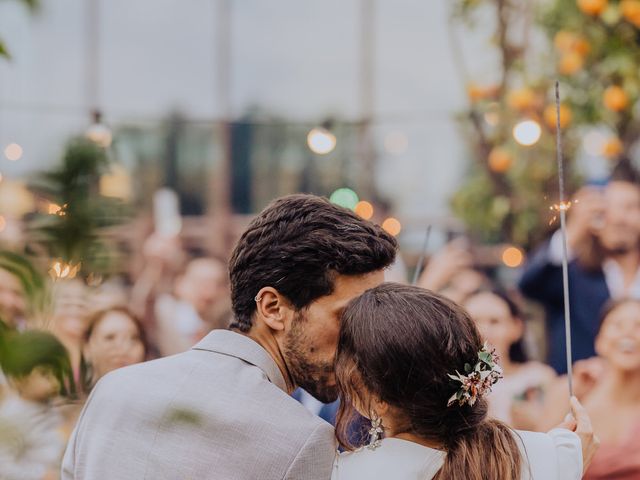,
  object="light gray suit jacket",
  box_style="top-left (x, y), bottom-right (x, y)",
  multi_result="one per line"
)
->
top-left (62, 330), bottom-right (337, 480)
